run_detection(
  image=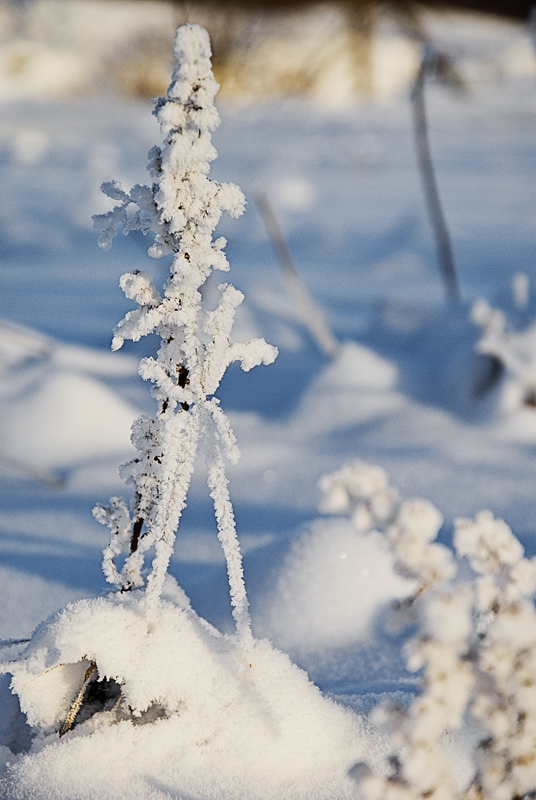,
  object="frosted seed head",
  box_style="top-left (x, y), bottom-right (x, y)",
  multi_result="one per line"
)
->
top-left (507, 557), bottom-right (536, 599)
top-left (173, 23), bottom-right (212, 69)
top-left (395, 499), bottom-right (443, 543)
top-left (370, 487), bottom-right (399, 524)
top-left (476, 574), bottom-right (499, 612)
top-left (455, 510), bottom-right (524, 574)
top-left (352, 503), bottom-right (374, 533)
top-left (422, 587), bottom-right (472, 645)
top-left (345, 461), bottom-right (388, 500)
top-left (318, 480), bottom-right (349, 514)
